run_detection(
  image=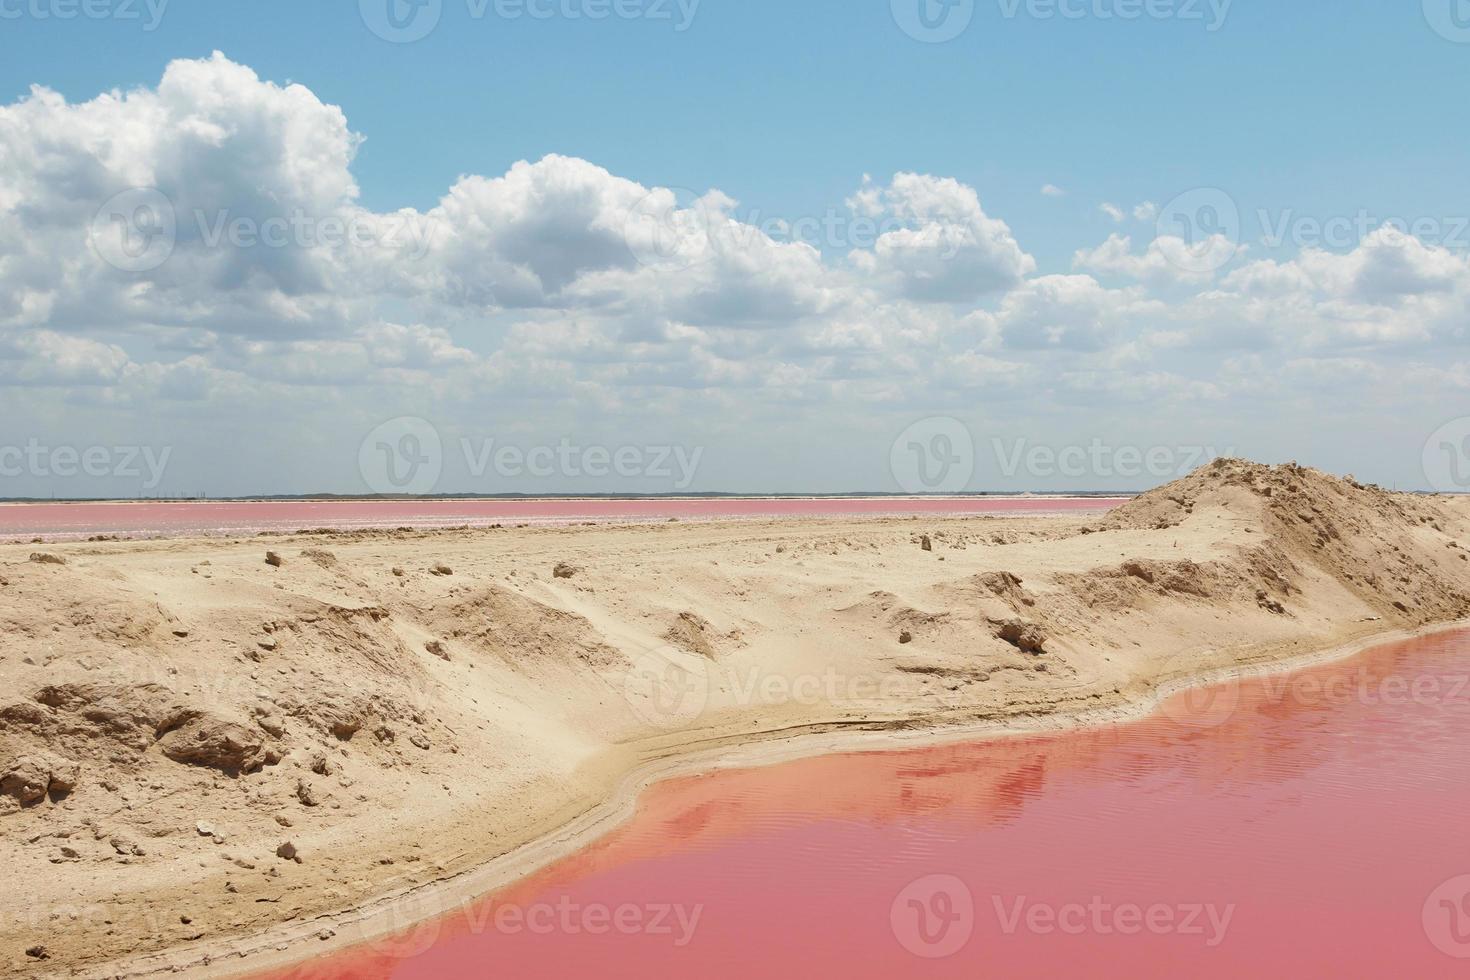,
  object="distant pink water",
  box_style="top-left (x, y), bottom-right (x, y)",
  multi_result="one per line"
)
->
top-left (263, 629), bottom-right (1470, 979)
top-left (0, 497), bottom-right (1124, 541)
